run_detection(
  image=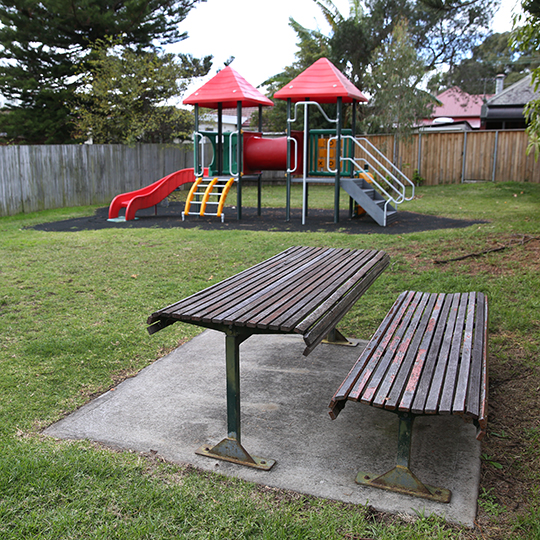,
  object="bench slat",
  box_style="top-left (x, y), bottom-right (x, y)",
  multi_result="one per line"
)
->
top-left (214, 248), bottom-right (347, 327)
top-left (477, 295), bottom-right (489, 439)
top-left (212, 247), bottom-right (357, 326)
top-left (186, 250), bottom-right (312, 320)
top-left (384, 292), bottom-right (440, 410)
top-left (328, 291), bottom-right (411, 417)
top-left (372, 292), bottom-right (432, 408)
top-left (466, 293), bottom-right (488, 420)
top-left (423, 293), bottom-right (461, 414)
top-left (438, 293), bottom-right (470, 414)
top-left (452, 292), bottom-right (477, 414)
top-left (410, 293), bottom-right (453, 414)
top-left (301, 256), bottom-right (390, 355)
top-left (294, 251), bottom-right (389, 334)
top-left (244, 249), bottom-right (372, 330)
top-left (397, 293), bottom-right (445, 412)
top-left (200, 248), bottom-right (332, 323)
top-left (147, 246), bottom-right (308, 323)
top-left (267, 250), bottom-right (379, 332)
top-left (348, 291), bottom-right (416, 402)
top-left (359, 291), bottom-right (424, 405)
